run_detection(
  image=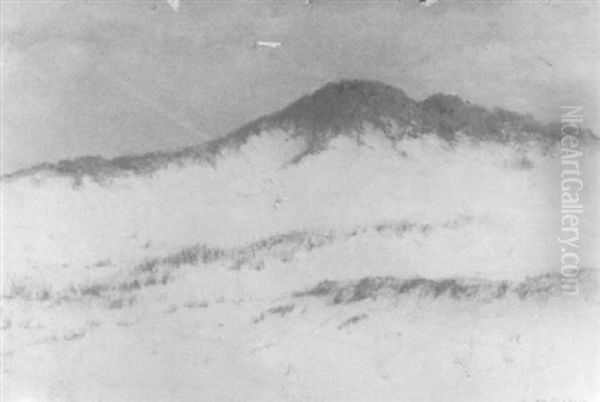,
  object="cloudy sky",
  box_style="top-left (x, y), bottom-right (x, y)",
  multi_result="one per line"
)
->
top-left (2, 0), bottom-right (599, 173)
